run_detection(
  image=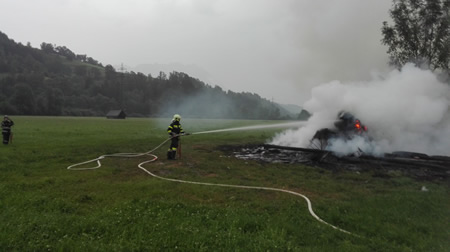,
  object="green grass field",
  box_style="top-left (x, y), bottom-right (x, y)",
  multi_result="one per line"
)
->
top-left (0, 116), bottom-right (448, 251)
